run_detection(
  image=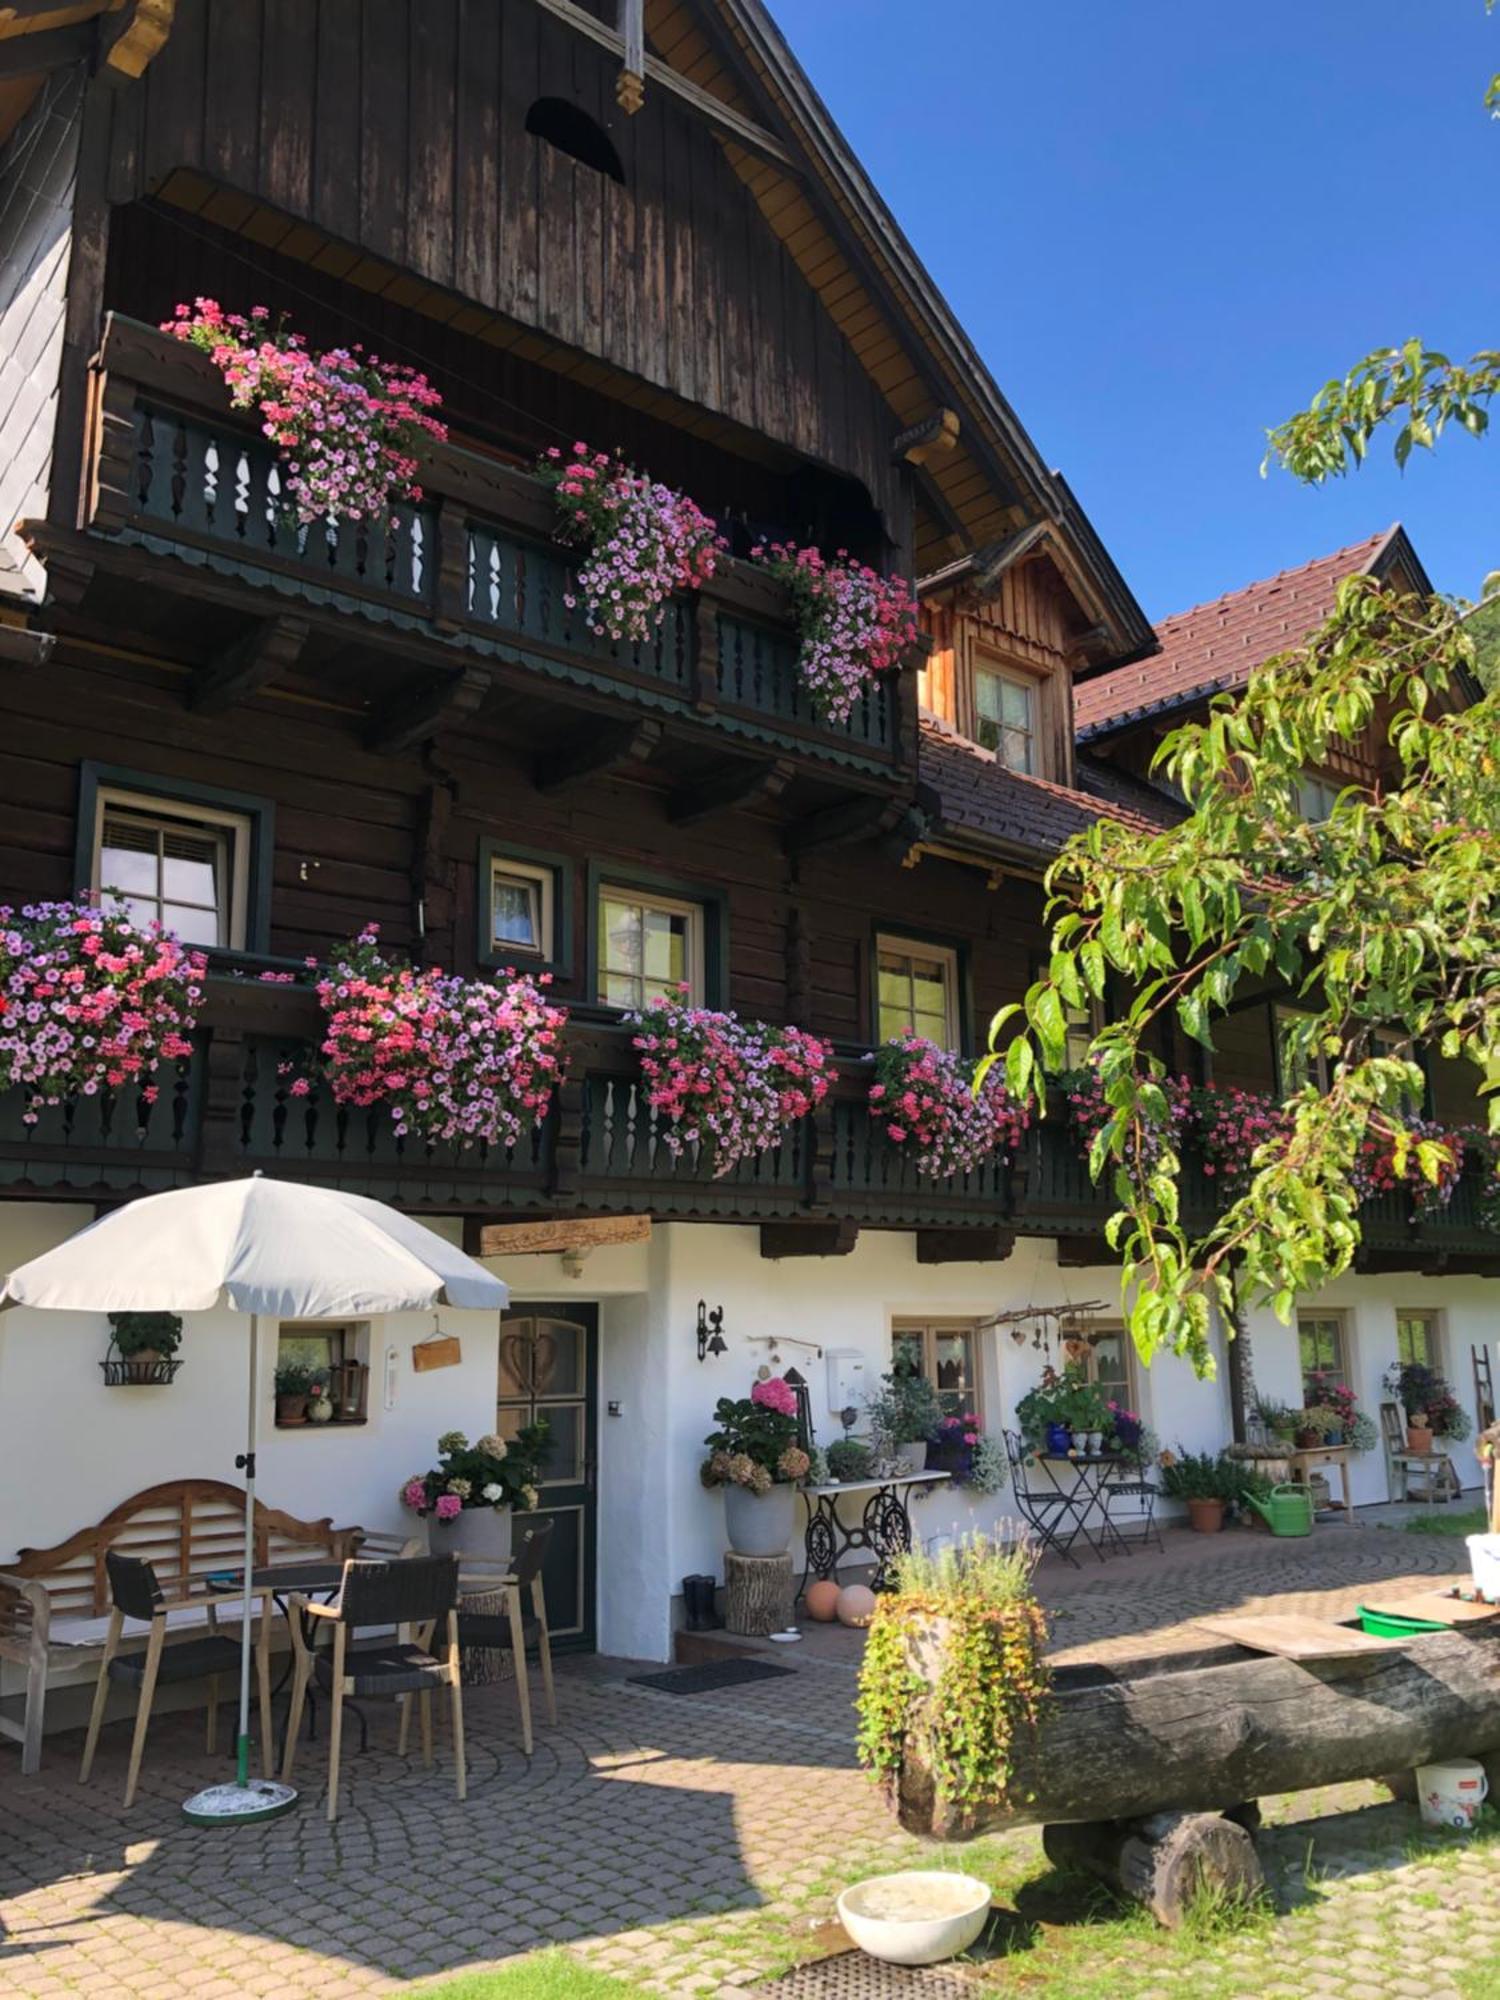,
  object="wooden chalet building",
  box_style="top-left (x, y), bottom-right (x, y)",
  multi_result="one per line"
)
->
top-left (0, 3), bottom-right (1490, 1686)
